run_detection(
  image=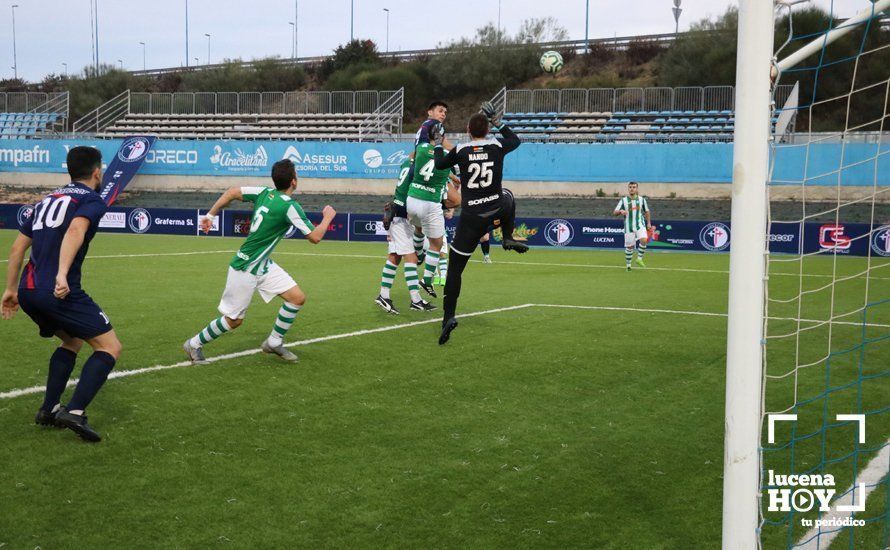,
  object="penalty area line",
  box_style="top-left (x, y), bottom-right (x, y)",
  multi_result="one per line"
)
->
top-left (0, 304), bottom-right (535, 400)
top-left (1, 302), bottom-right (887, 400)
